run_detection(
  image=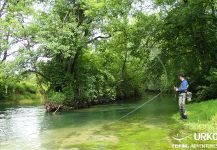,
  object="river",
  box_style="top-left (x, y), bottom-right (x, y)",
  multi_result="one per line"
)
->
top-left (0, 93), bottom-right (179, 150)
